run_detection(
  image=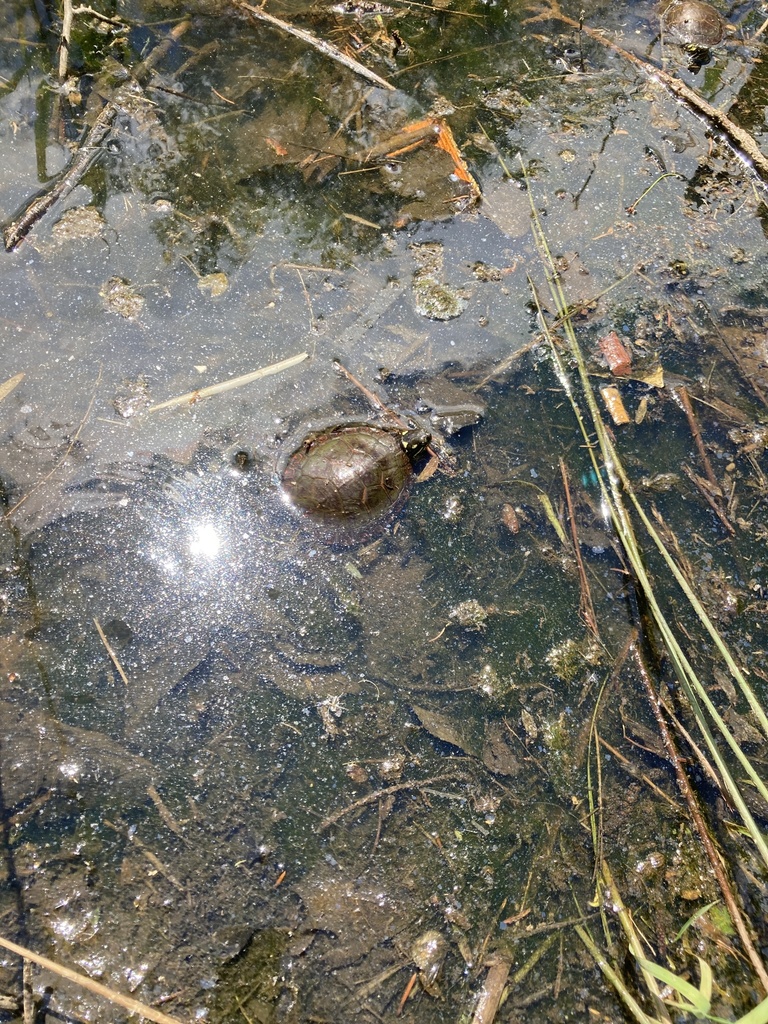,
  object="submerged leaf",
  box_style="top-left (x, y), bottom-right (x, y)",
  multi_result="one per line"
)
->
top-left (412, 704), bottom-right (483, 758)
